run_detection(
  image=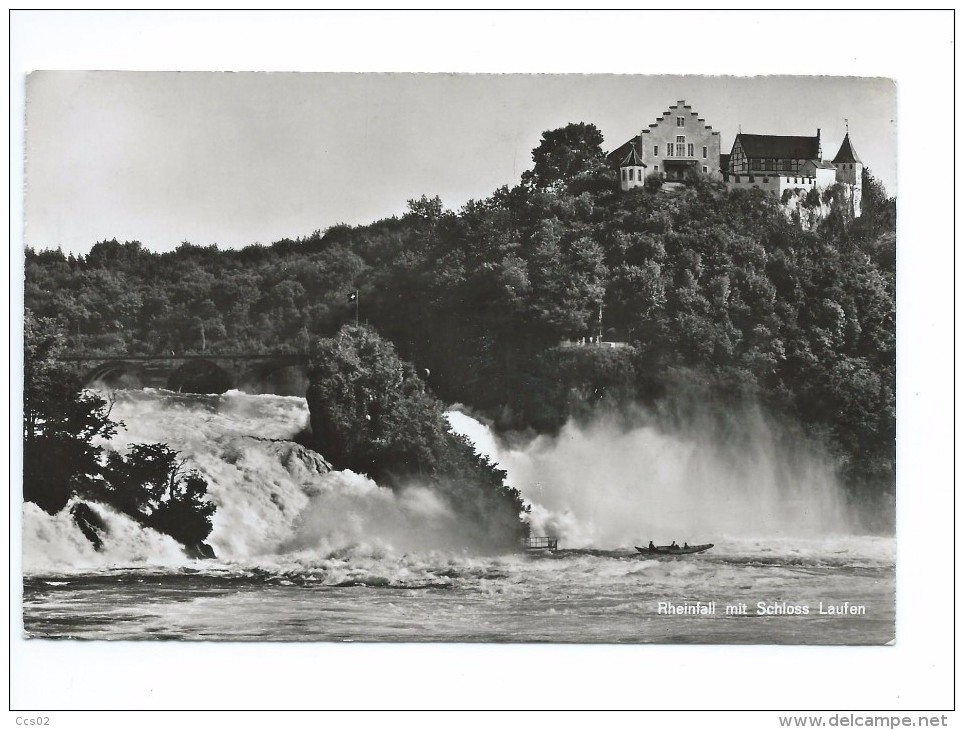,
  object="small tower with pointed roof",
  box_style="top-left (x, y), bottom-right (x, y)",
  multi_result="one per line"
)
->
top-left (832, 127), bottom-right (863, 217)
top-left (618, 143), bottom-right (647, 191)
